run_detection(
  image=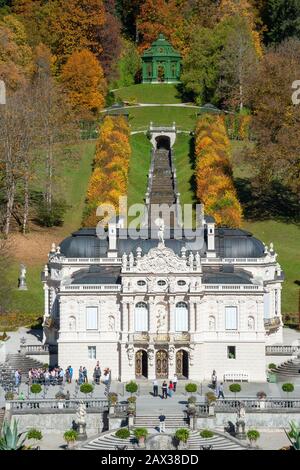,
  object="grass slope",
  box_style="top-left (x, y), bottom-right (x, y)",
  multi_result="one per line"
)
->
top-left (127, 106), bottom-right (198, 132)
top-left (114, 84), bottom-right (183, 104)
top-left (5, 142), bottom-right (95, 323)
top-left (127, 134), bottom-right (152, 210)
